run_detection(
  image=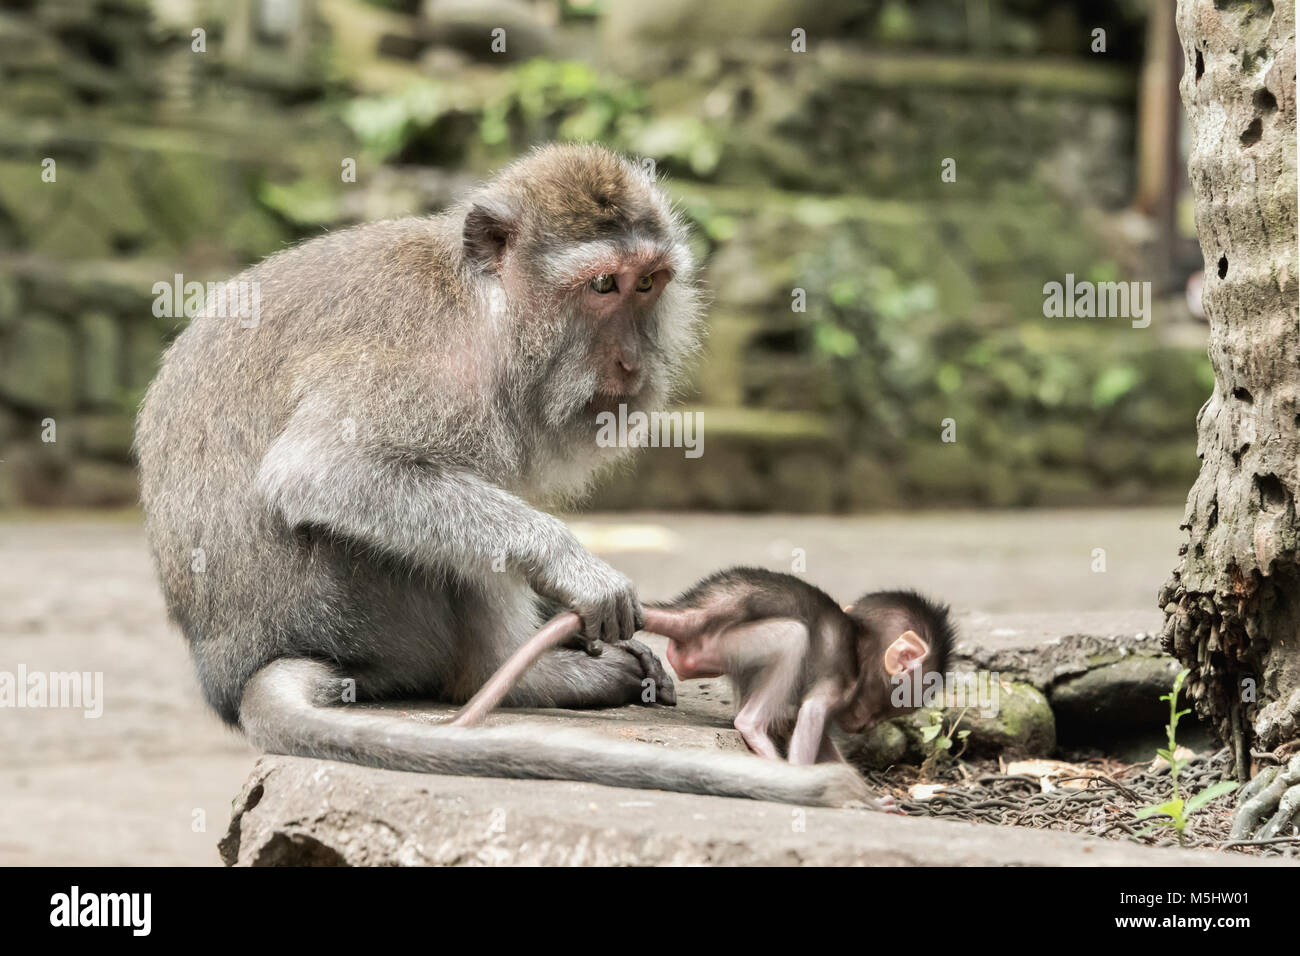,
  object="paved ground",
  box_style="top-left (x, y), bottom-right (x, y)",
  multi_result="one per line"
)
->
top-left (0, 507), bottom-right (1185, 866)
